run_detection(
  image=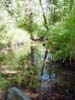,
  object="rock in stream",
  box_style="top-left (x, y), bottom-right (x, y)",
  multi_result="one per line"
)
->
top-left (7, 87), bottom-right (32, 100)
